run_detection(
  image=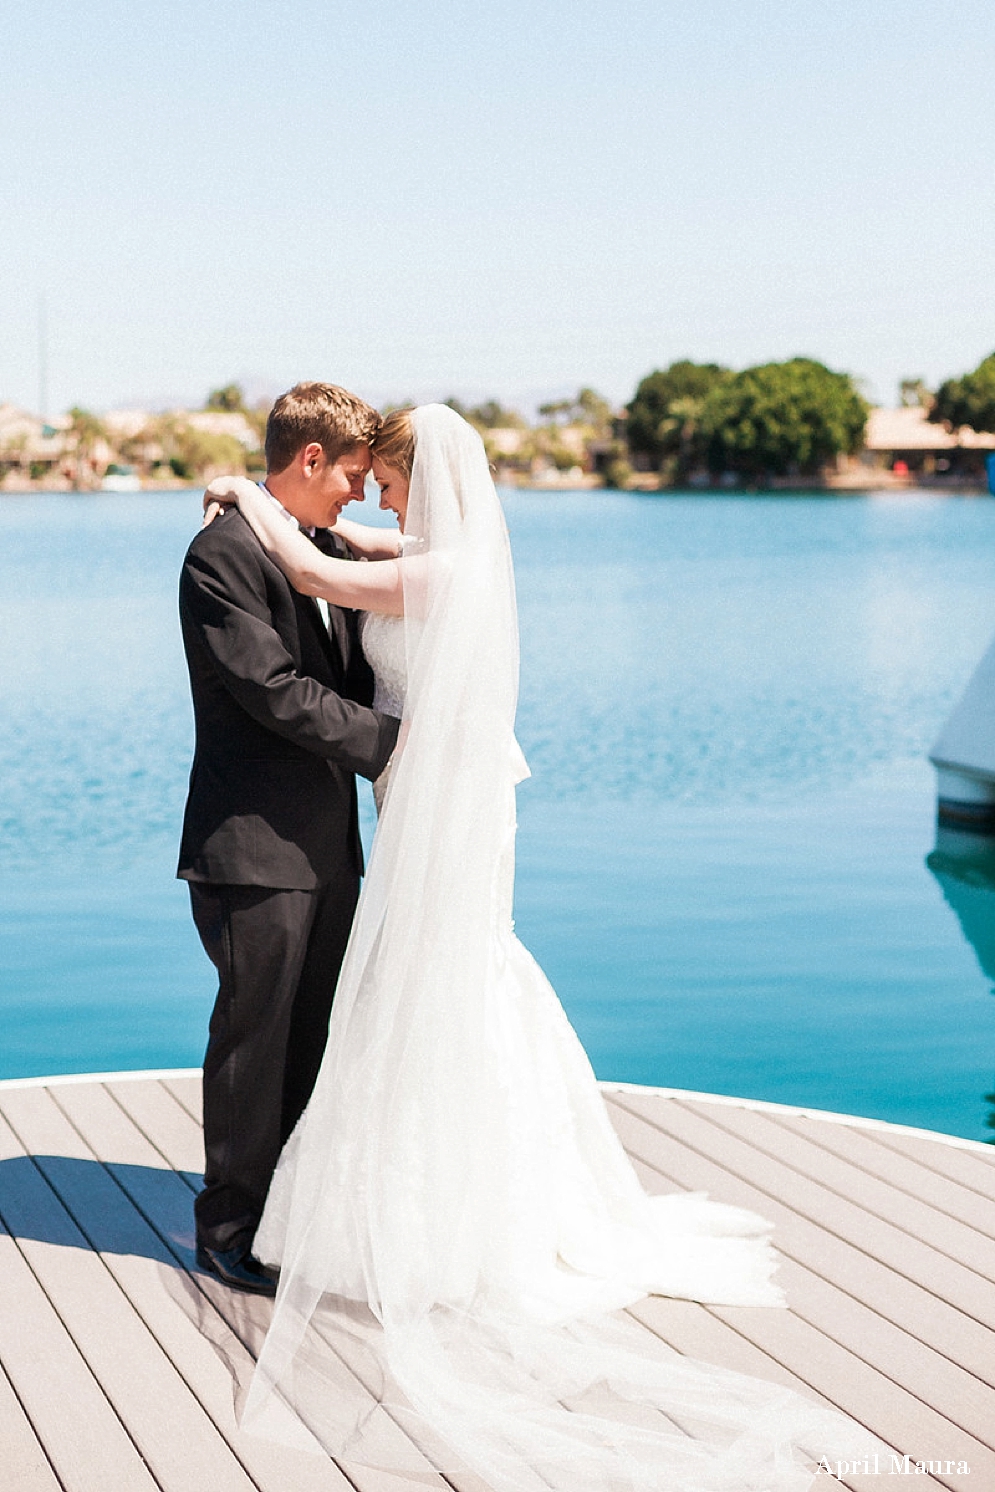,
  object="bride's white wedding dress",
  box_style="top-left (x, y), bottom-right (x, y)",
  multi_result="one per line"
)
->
top-left (335, 608), bottom-right (784, 1316)
top-left (245, 408), bottom-right (878, 1491)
